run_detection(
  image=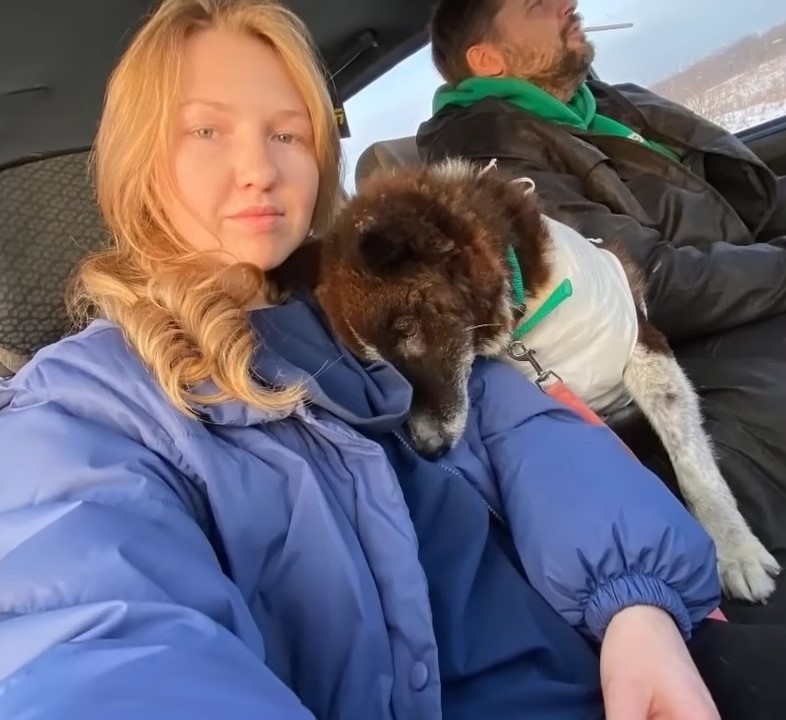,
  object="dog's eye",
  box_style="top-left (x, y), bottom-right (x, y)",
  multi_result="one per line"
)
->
top-left (393, 316), bottom-right (418, 338)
